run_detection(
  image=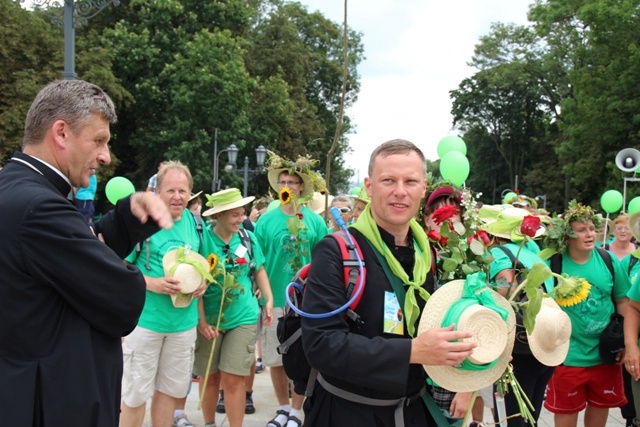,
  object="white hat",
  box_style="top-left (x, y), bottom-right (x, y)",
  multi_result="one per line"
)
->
top-left (418, 279), bottom-right (515, 392)
top-left (527, 298), bottom-right (571, 366)
top-left (162, 247), bottom-right (209, 308)
top-left (481, 207), bottom-right (545, 241)
top-left (306, 192), bottom-right (333, 215)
